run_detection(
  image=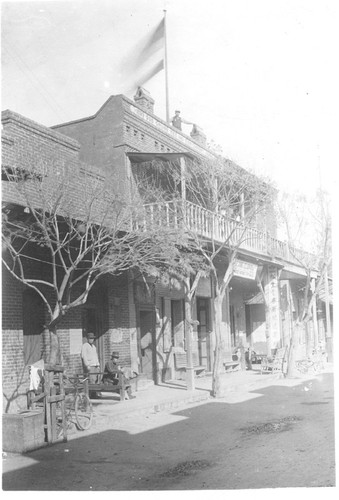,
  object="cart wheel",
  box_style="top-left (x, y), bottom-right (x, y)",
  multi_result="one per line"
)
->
top-left (75, 393), bottom-right (93, 430)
